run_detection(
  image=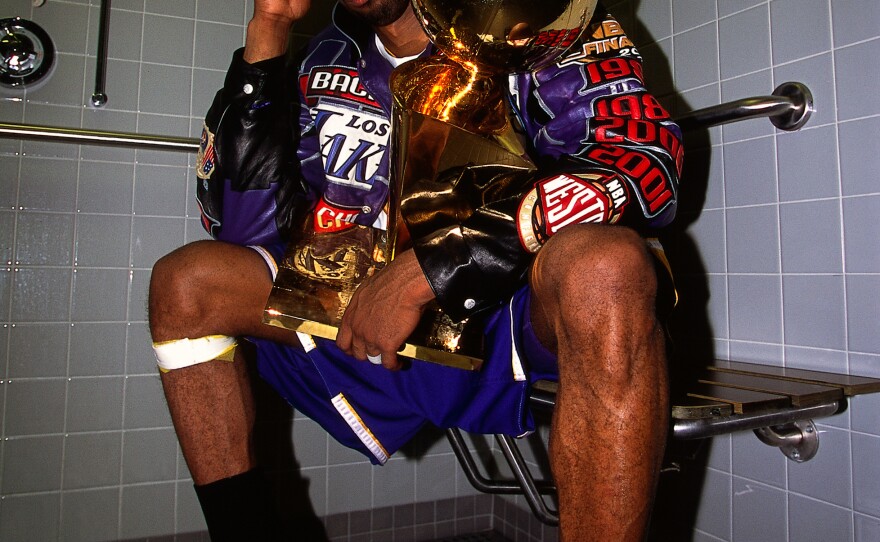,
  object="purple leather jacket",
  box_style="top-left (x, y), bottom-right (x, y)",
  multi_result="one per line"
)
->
top-left (196, 2), bottom-right (682, 322)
